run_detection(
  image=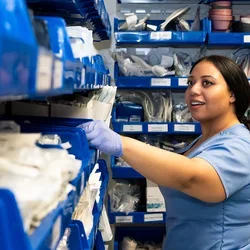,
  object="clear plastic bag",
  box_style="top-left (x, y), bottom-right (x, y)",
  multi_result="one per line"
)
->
top-left (109, 182), bottom-right (140, 214)
top-left (117, 90), bottom-right (169, 122)
top-left (173, 52), bottom-right (192, 77)
top-left (173, 103), bottom-right (192, 122)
